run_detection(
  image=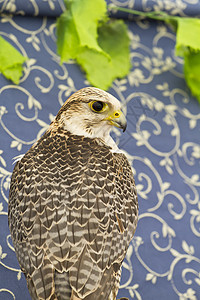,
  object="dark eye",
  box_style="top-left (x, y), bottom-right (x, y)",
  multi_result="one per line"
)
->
top-left (91, 101), bottom-right (104, 112)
